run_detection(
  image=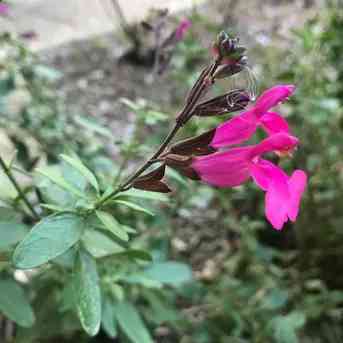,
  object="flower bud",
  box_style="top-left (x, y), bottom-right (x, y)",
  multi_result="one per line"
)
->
top-left (169, 129), bottom-right (216, 156)
top-left (164, 154), bottom-right (200, 180)
top-left (193, 89), bottom-right (250, 117)
top-left (212, 31), bottom-right (247, 67)
top-left (214, 64), bottom-right (245, 79)
top-left (132, 165), bottom-right (172, 193)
